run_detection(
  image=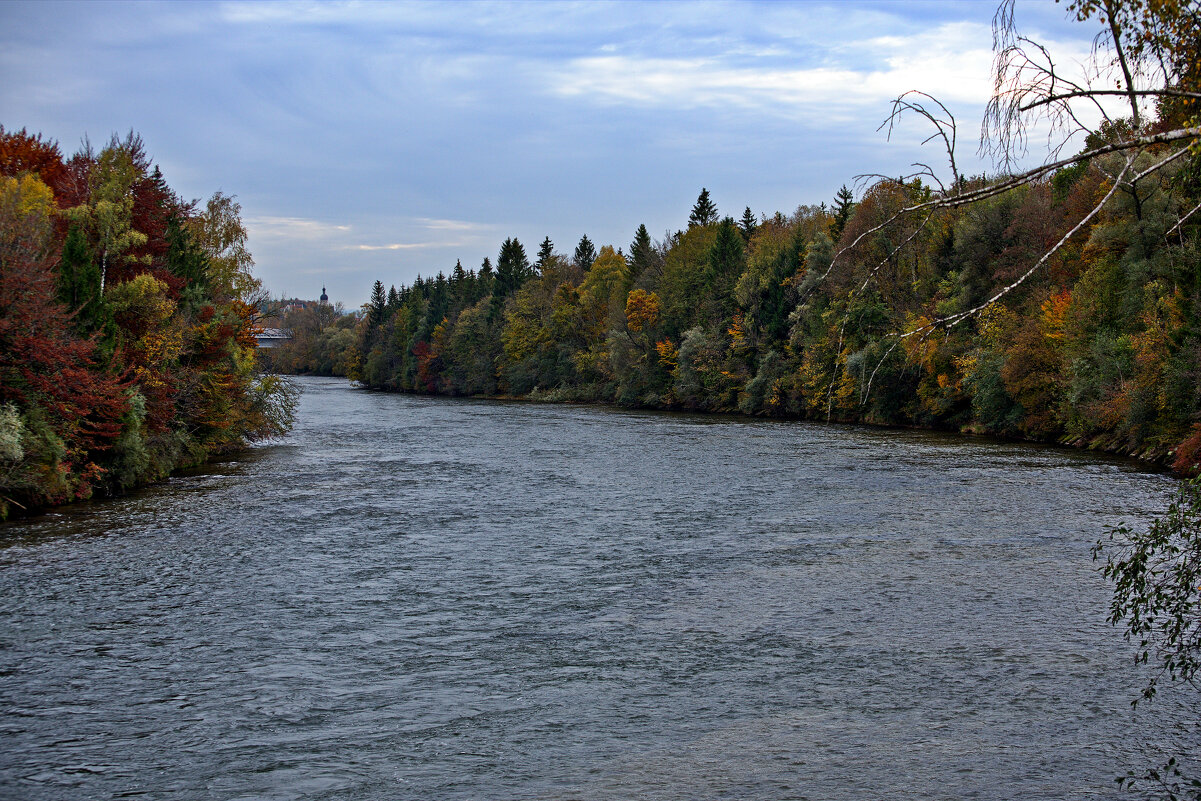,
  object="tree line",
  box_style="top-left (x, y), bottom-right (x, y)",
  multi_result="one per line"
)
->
top-left (0, 127), bottom-right (296, 519)
top-left (296, 144), bottom-right (1198, 470)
